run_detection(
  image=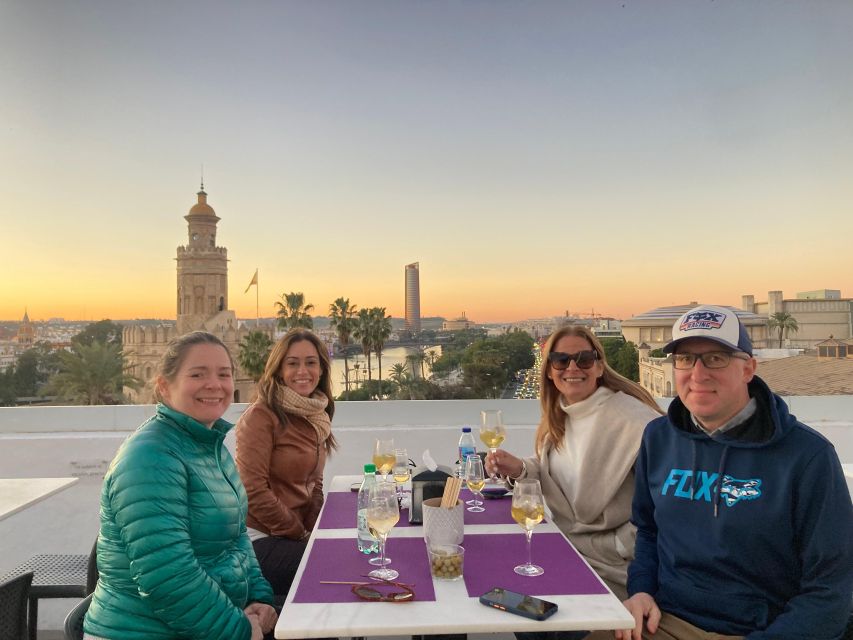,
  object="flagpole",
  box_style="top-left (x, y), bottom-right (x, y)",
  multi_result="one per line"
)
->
top-left (255, 268), bottom-right (259, 329)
